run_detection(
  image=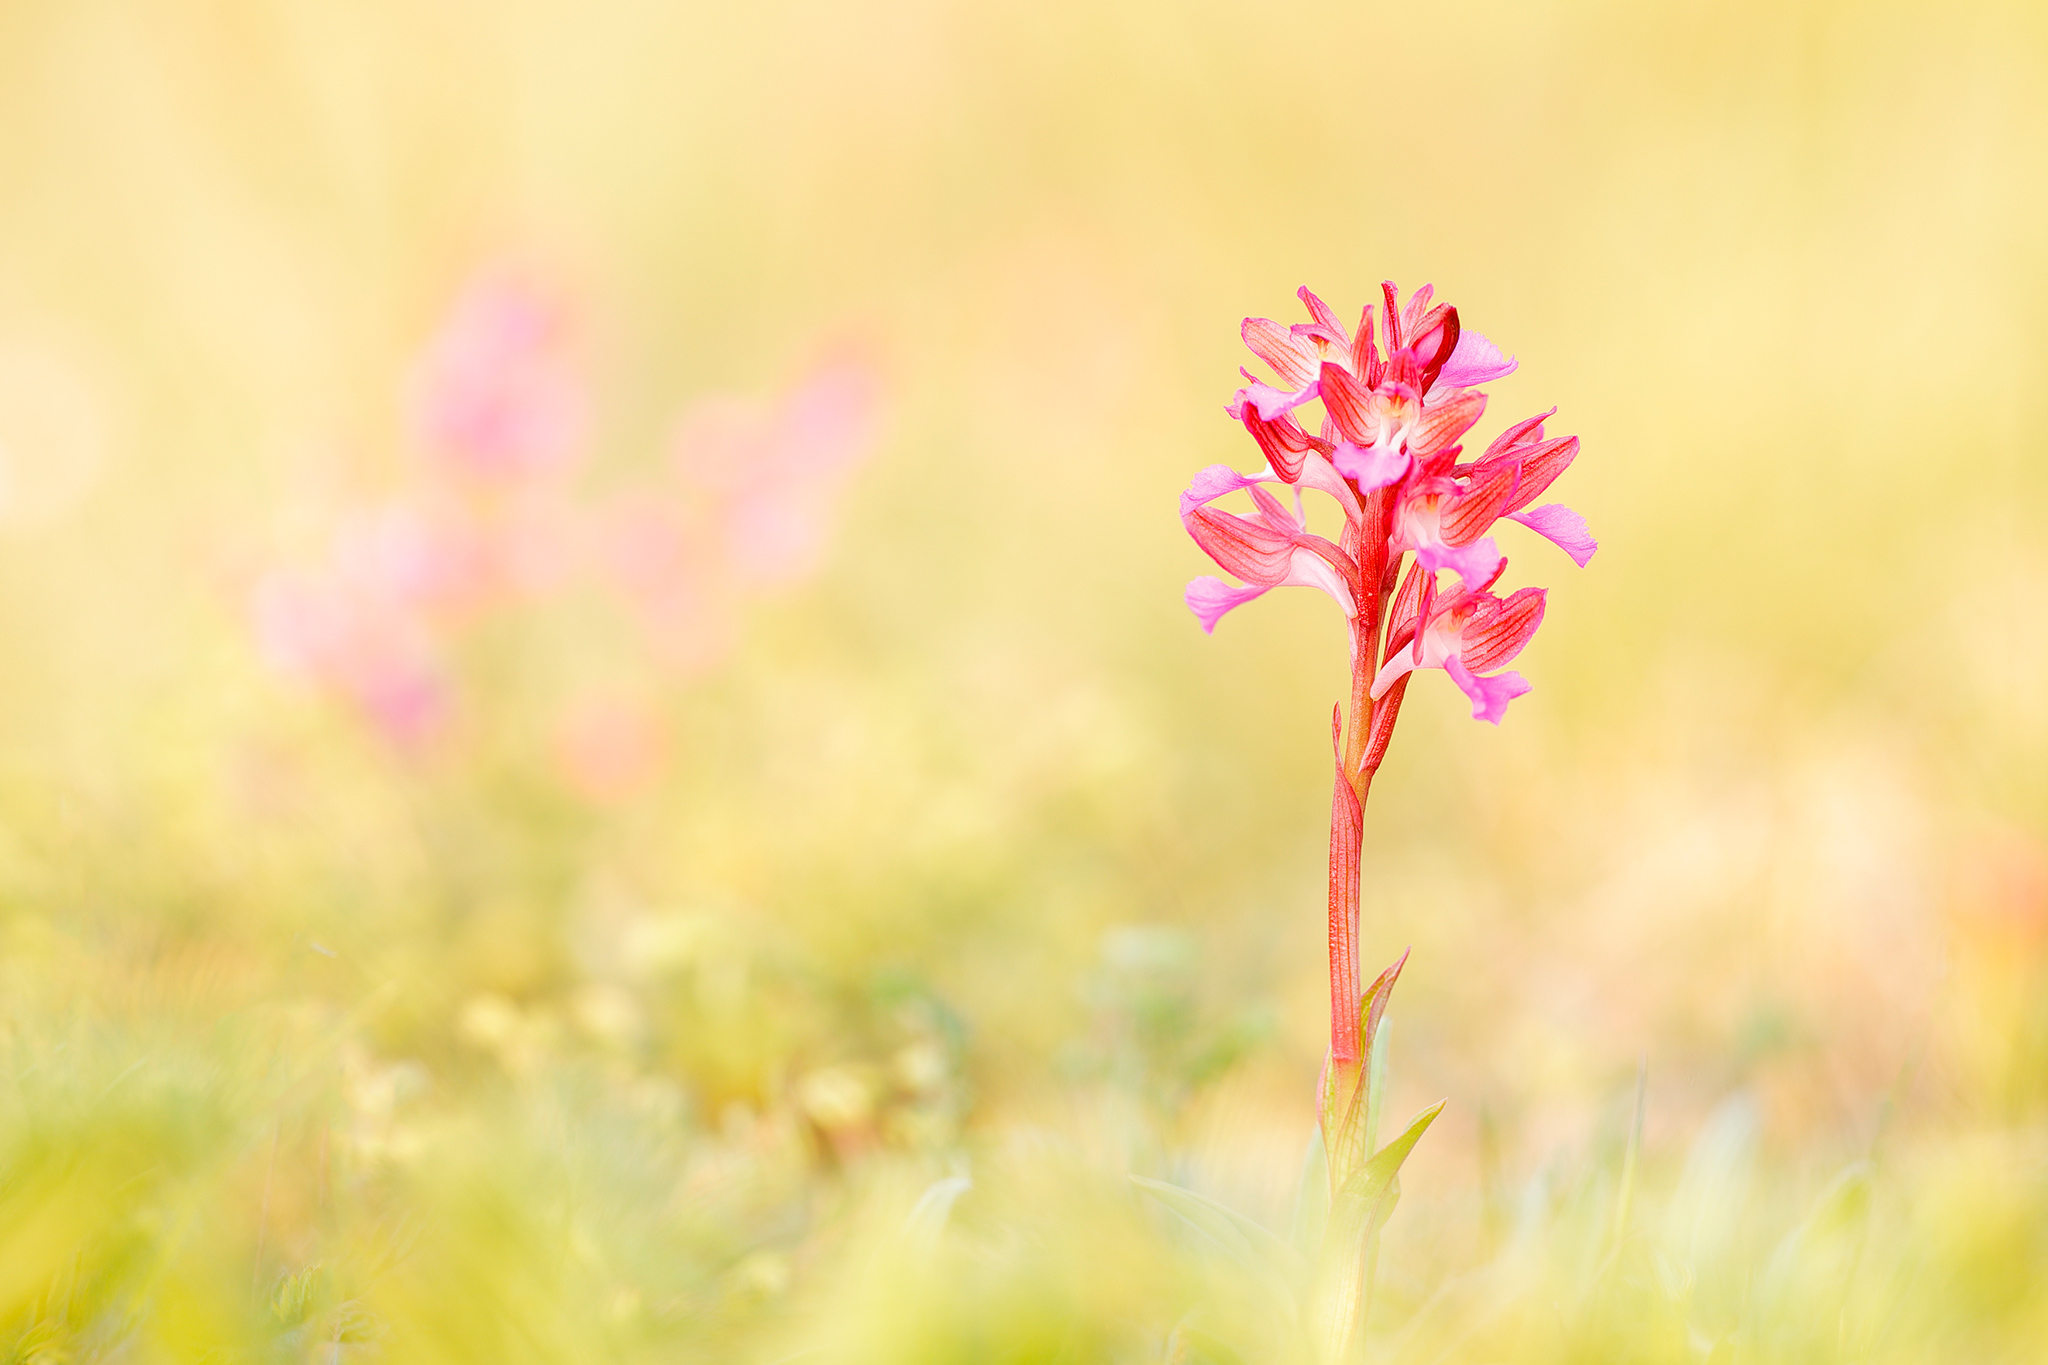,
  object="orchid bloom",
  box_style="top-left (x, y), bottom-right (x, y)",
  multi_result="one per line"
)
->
top-left (1179, 280), bottom-right (1592, 1181)
top-left (1182, 480), bottom-right (1357, 631)
top-left (1372, 569), bottom-right (1547, 724)
top-left (1179, 282), bottom-right (1592, 1358)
